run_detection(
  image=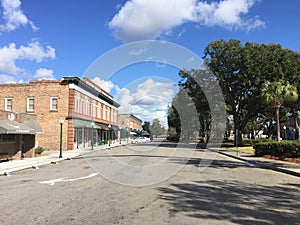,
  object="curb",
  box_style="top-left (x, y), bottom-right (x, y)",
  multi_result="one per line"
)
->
top-left (0, 143), bottom-right (126, 176)
top-left (218, 150), bottom-right (300, 178)
top-left (0, 156), bottom-right (67, 176)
